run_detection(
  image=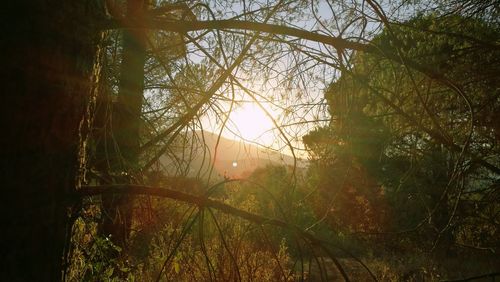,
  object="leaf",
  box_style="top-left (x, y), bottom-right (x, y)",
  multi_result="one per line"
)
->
top-left (105, 267), bottom-right (114, 278)
top-left (174, 261), bottom-right (181, 274)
